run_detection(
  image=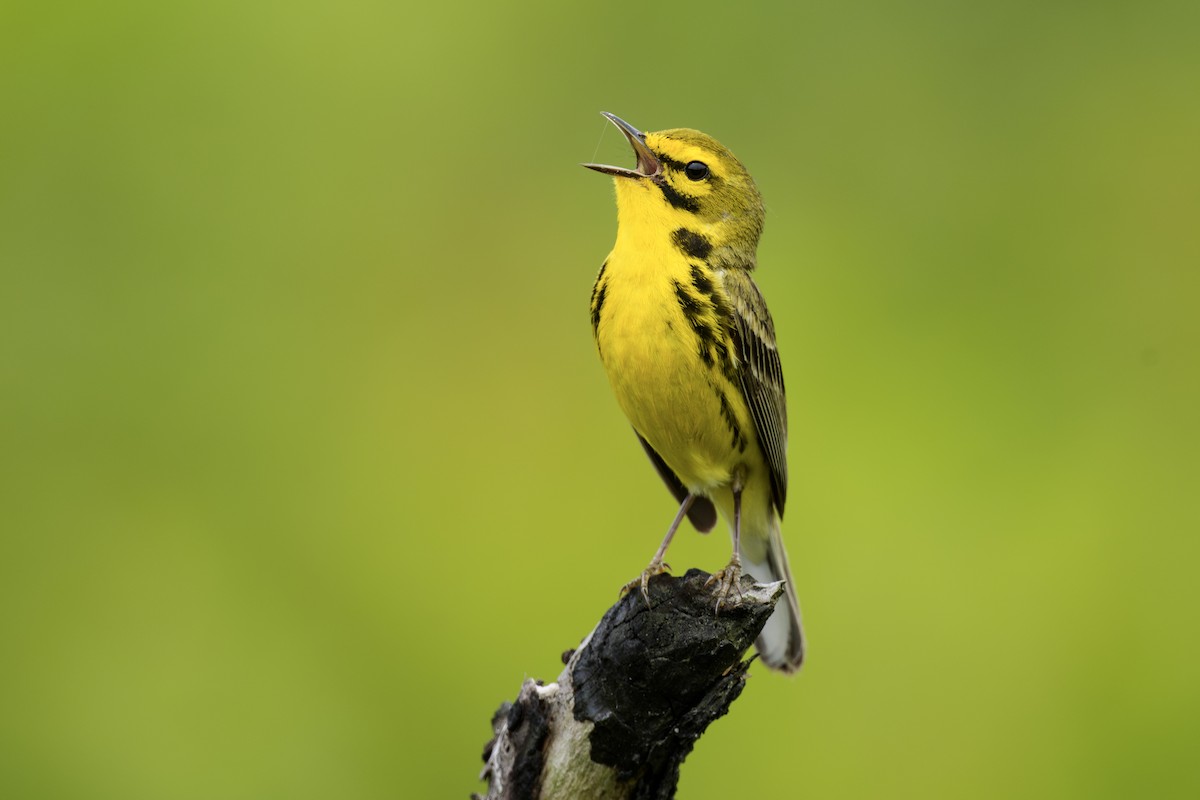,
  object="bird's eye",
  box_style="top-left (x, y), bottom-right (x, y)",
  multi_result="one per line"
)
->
top-left (684, 161), bottom-right (710, 181)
